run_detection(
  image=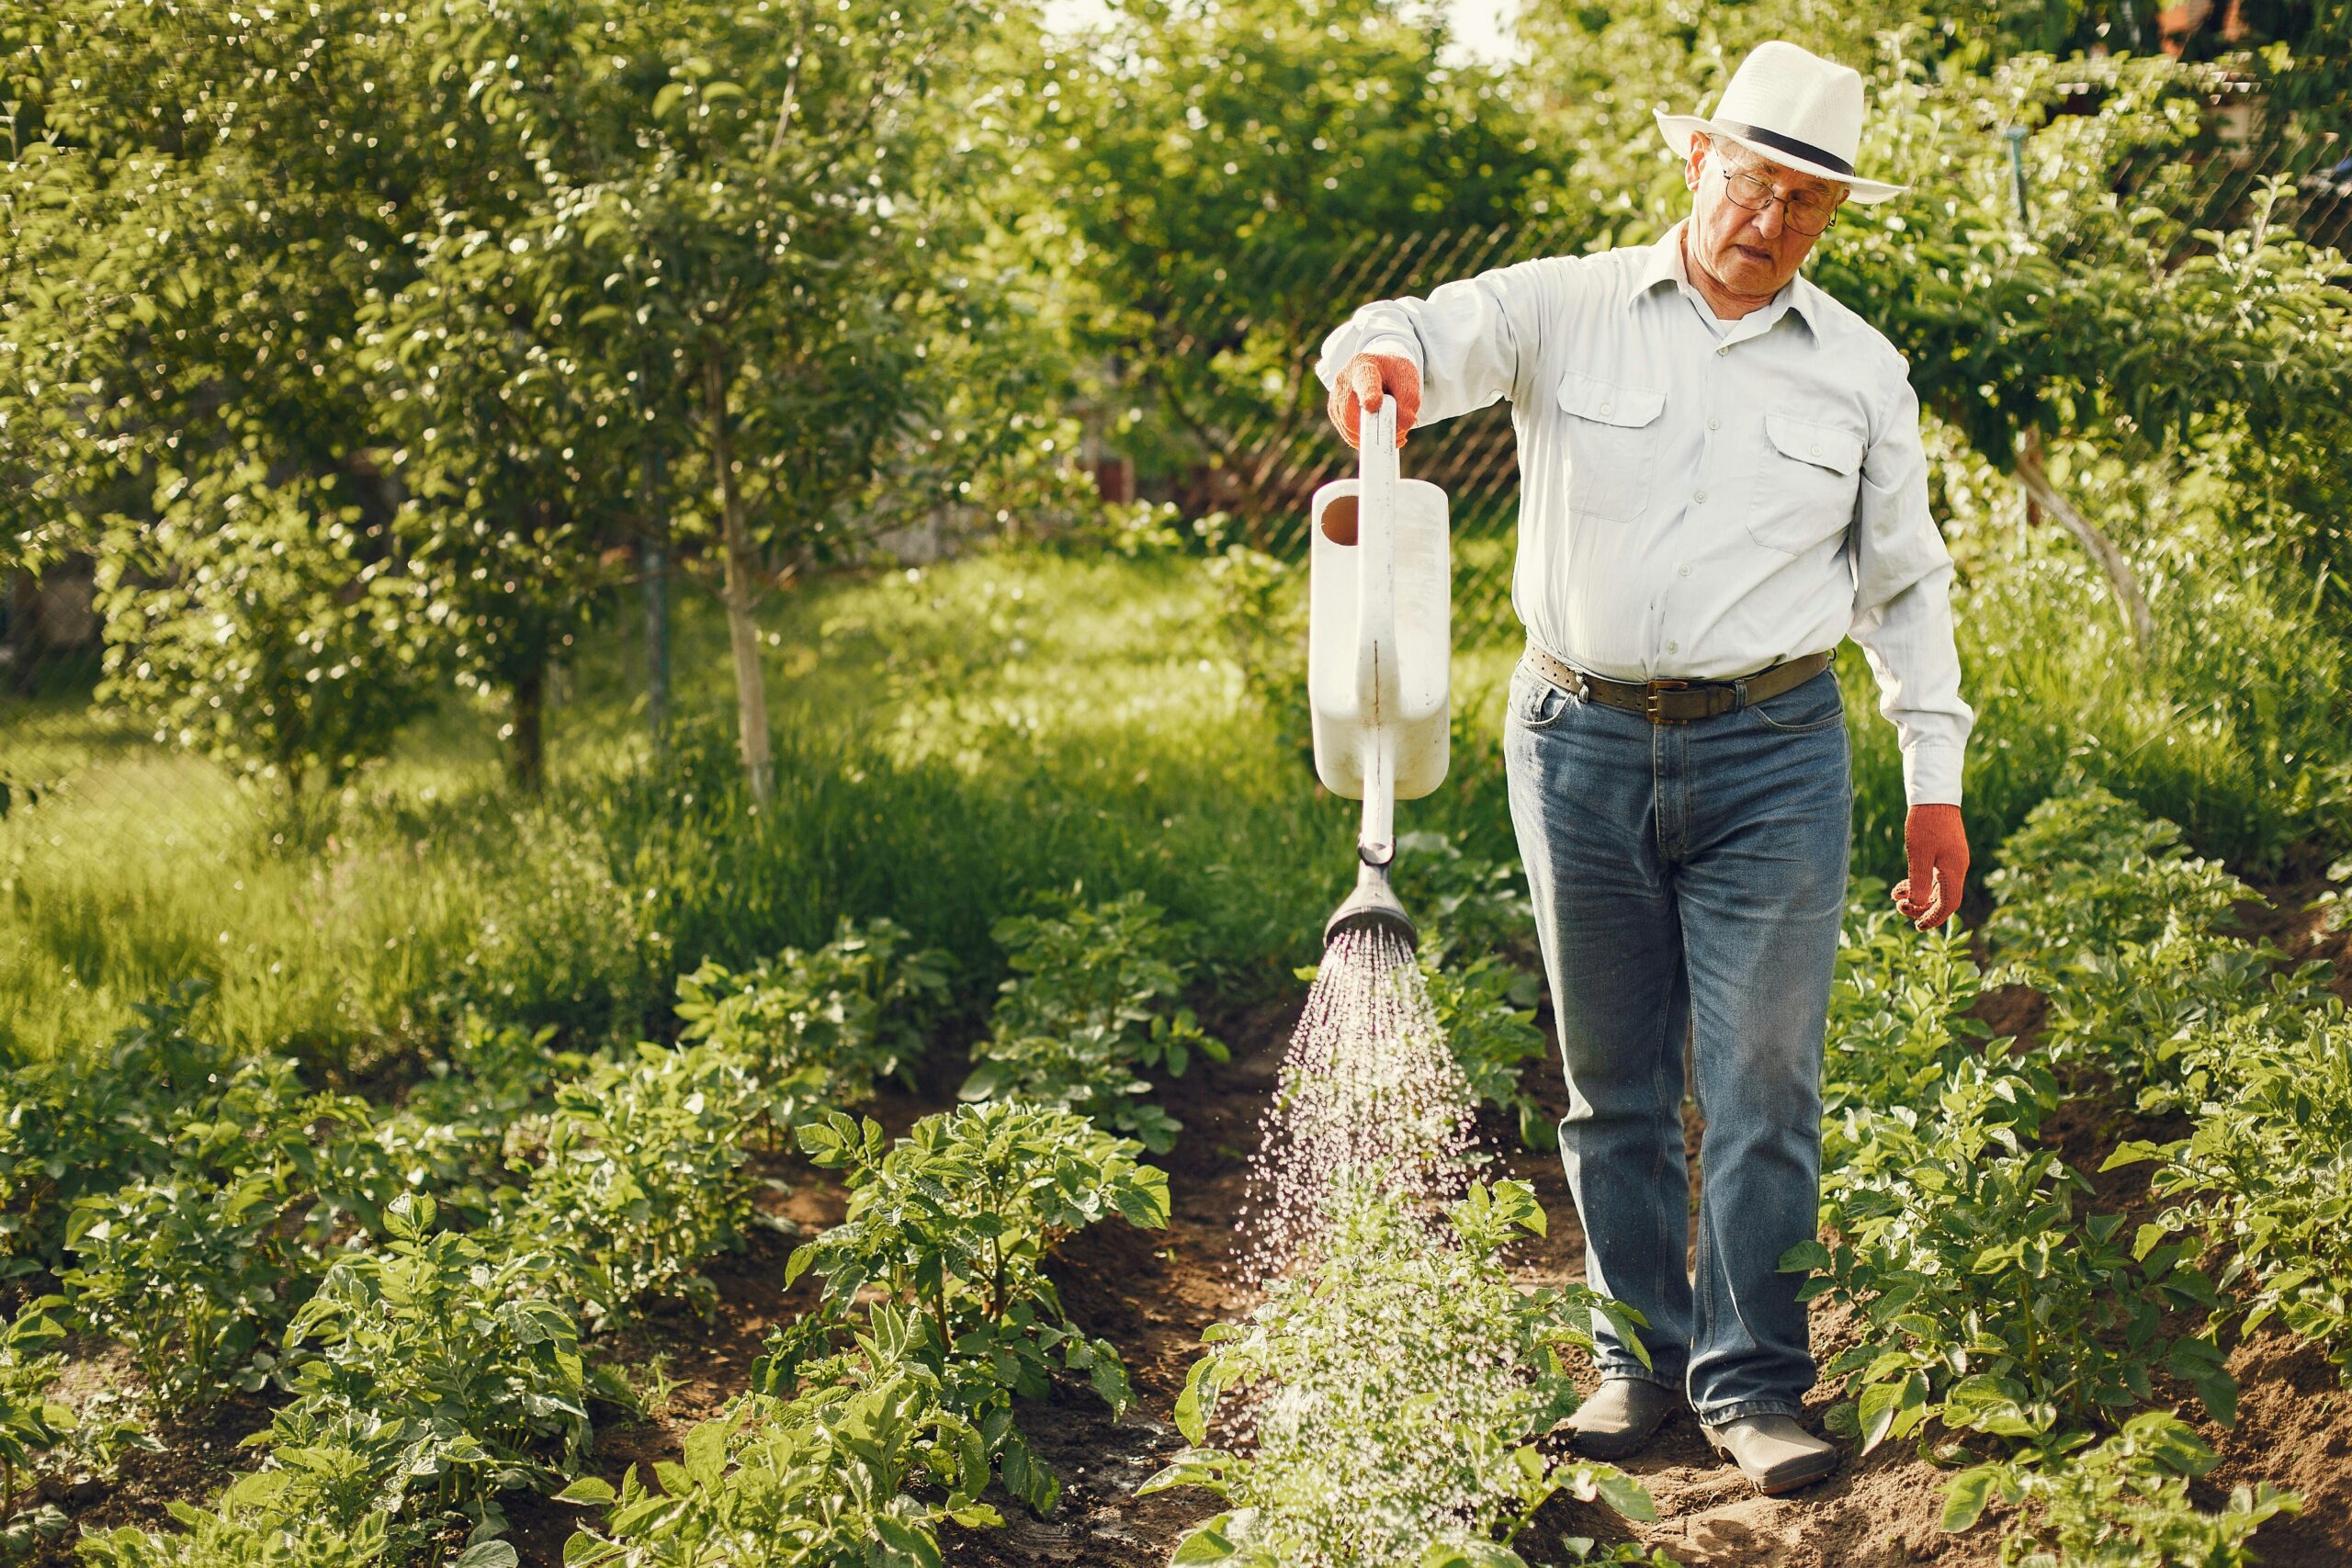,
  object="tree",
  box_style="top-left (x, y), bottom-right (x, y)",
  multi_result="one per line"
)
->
top-left (1042, 0), bottom-right (1555, 514)
top-left (511, 0), bottom-right (1032, 805)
